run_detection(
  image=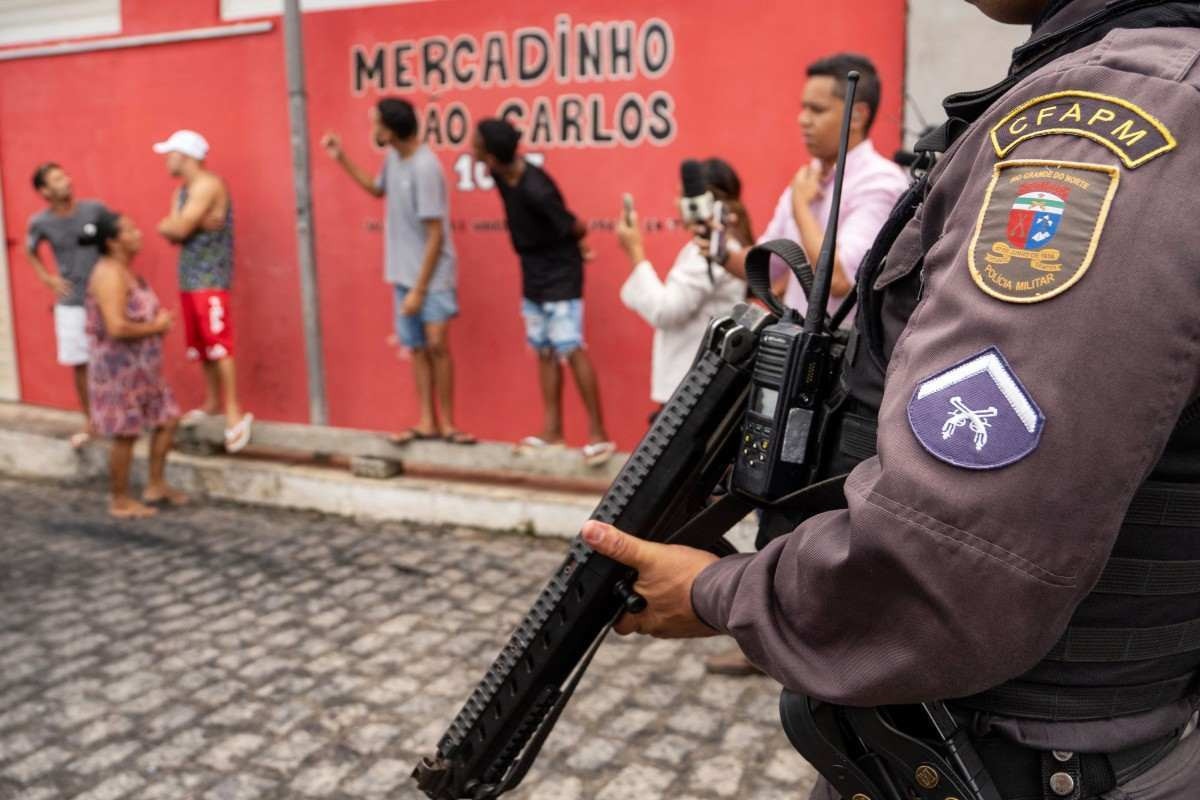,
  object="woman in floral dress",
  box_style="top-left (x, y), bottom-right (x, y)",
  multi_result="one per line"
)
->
top-left (84, 210), bottom-right (188, 518)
